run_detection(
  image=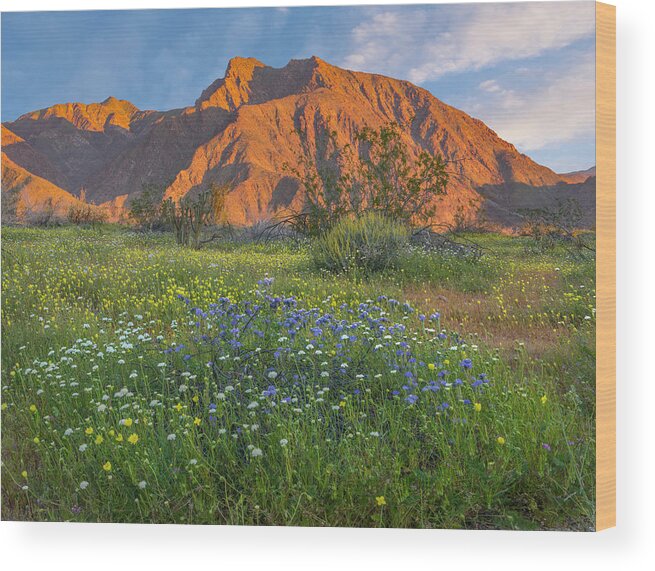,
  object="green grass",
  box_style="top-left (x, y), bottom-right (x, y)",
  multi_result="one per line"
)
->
top-left (1, 225), bottom-right (596, 529)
